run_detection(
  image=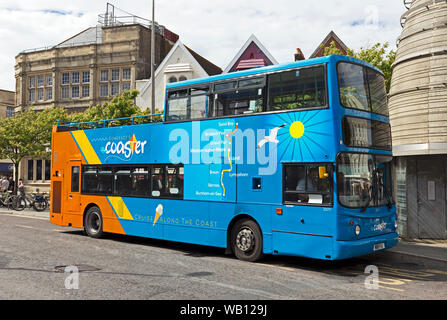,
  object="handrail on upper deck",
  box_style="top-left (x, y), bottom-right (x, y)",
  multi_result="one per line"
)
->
top-left (56, 113), bottom-right (164, 131)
